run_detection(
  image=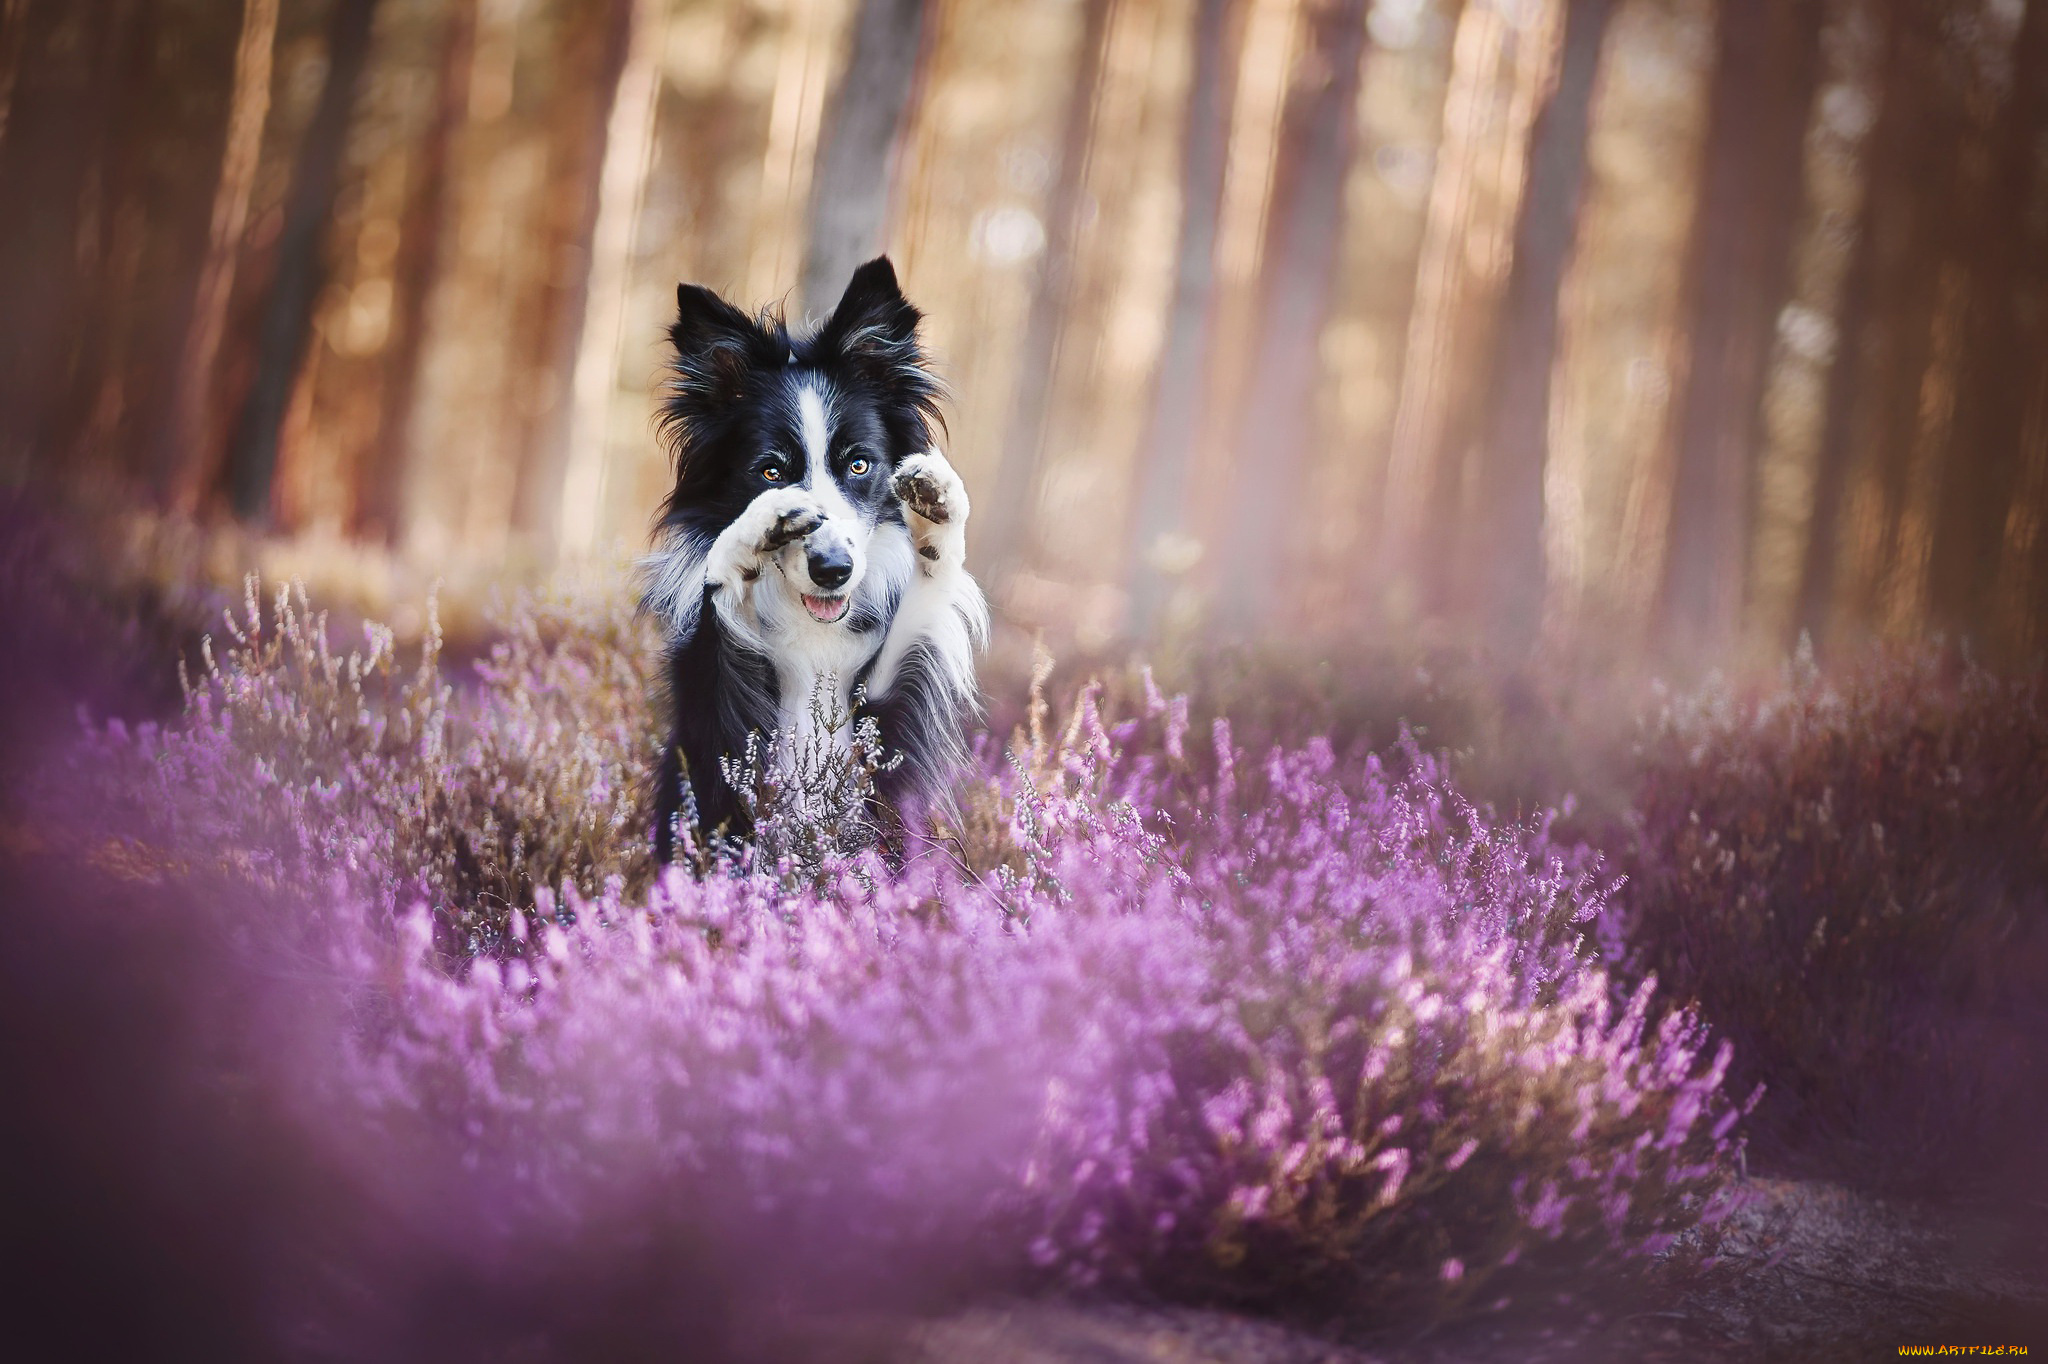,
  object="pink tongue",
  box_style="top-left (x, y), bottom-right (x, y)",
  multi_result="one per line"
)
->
top-left (803, 593), bottom-right (848, 623)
